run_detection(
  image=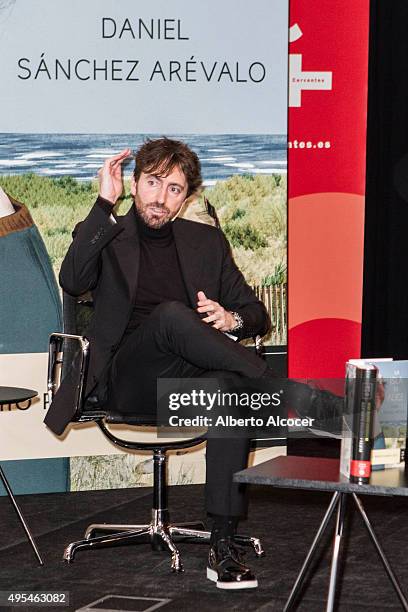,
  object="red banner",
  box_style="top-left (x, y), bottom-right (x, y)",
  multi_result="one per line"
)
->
top-left (288, 1), bottom-right (370, 379)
